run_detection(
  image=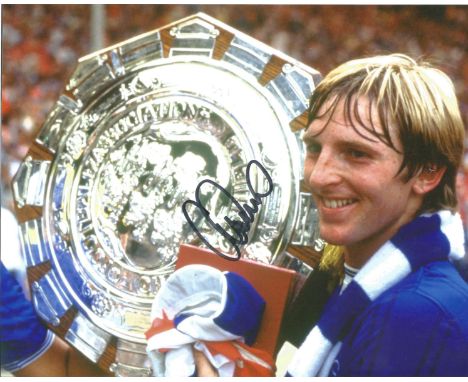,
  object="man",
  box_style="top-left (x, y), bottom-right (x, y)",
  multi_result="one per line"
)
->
top-left (286, 53), bottom-right (468, 376)
top-left (195, 53), bottom-right (468, 376)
